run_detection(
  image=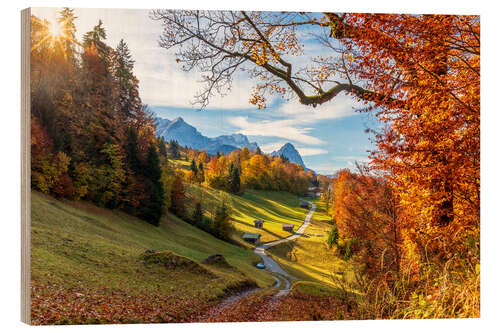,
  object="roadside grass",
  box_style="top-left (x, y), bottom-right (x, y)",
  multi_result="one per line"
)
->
top-left (31, 191), bottom-right (276, 303)
top-left (186, 184), bottom-right (310, 245)
top-left (292, 281), bottom-right (348, 298)
top-left (266, 198), bottom-right (356, 290)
